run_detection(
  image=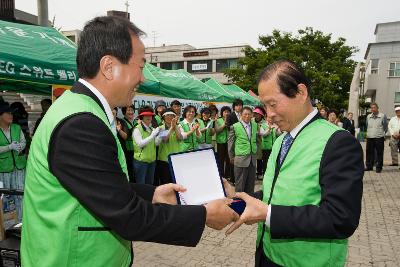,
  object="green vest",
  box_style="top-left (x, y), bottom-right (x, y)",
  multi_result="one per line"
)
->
top-left (256, 119), bottom-right (347, 267)
top-left (155, 115), bottom-right (162, 126)
top-left (198, 119), bottom-right (213, 144)
top-left (232, 121), bottom-right (257, 156)
top-left (21, 90), bottom-right (131, 267)
top-left (157, 125), bottom-right (181, 162)
top-left (122, 118), bottom-right (134, 151)
top-left (261, 124), bottom-right (276, 151)
top-left (0, 124), bottom-right (26, 172)
top-left (216, 118), bottom-right (228, 144)
top-left (133, 123), bottom-right (156, 163)
top-left (180, 121), bottom-right (199, 151)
